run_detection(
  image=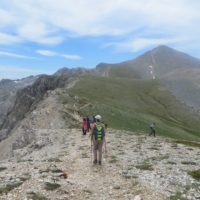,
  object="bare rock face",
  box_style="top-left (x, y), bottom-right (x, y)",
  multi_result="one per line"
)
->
top-left (0, 76), bottom-right (39, 127)
top-left (0, 74), bottom-right (69, 141)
